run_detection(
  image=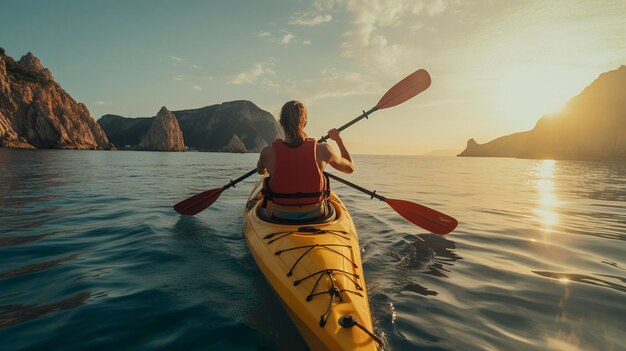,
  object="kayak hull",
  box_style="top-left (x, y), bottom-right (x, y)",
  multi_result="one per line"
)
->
top-left (243, 179), bottom-right (378, 351)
